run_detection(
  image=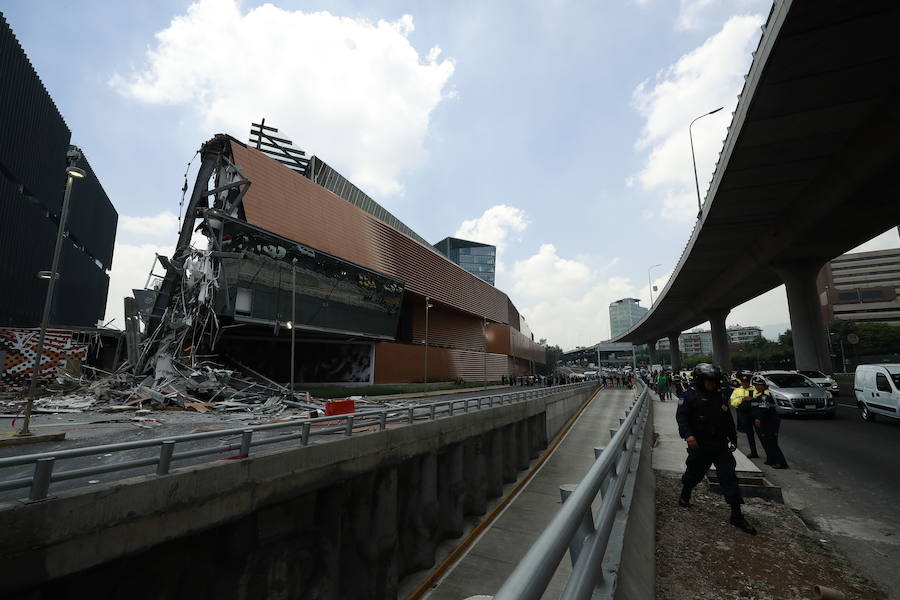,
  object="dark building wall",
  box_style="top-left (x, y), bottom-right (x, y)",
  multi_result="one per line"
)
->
top-left (0, 12), bottom-right (115, 327)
